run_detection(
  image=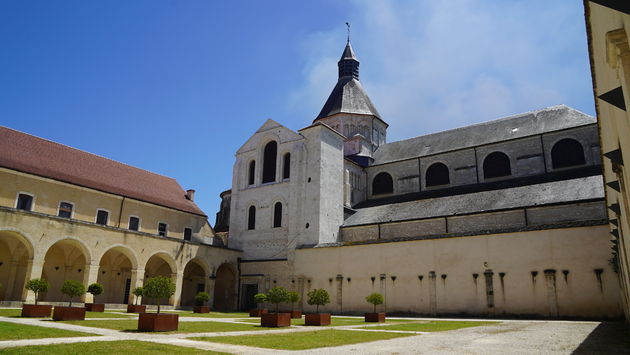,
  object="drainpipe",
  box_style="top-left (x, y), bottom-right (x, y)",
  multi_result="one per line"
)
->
top-left (117, 196), bottom-right (125, 228)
